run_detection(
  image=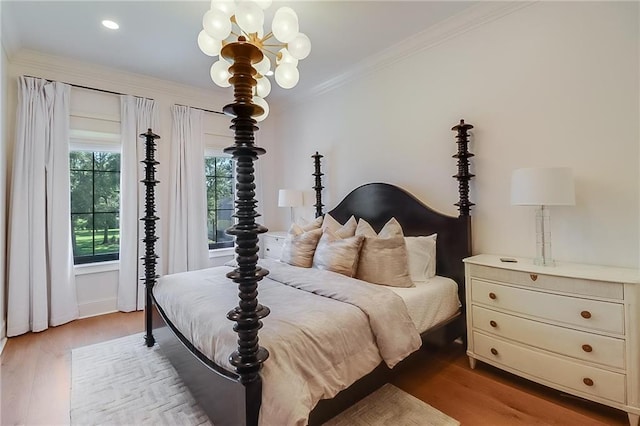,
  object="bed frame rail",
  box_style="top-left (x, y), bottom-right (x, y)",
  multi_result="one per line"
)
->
top-left (151, 301), bottom-right (259, 426)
